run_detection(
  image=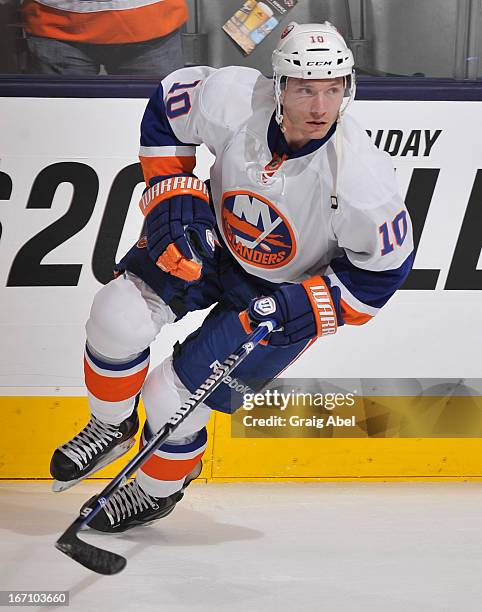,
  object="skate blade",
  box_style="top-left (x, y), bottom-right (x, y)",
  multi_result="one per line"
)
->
top-left (51, 438), bottom-right (136, 493)
top-left (83, 508), bottom-right (177, 534)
